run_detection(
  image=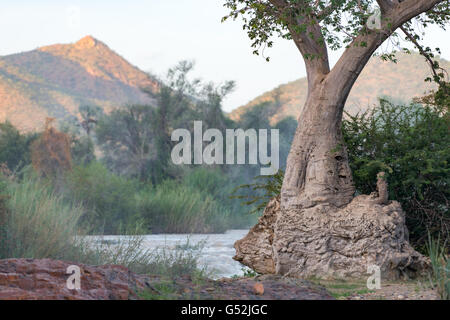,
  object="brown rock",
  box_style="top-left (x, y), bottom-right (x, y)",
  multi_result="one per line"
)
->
top-left (0, 259), bottom-right (149, 300)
